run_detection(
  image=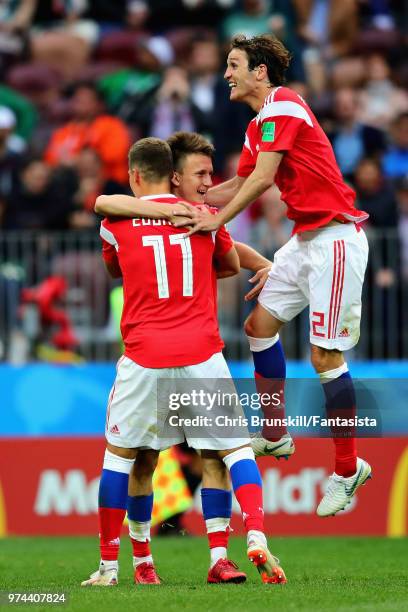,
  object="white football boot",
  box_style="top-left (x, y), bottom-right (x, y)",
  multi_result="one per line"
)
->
top-left (251, 433), bottom-right (295, 459)
top-left (81, 563), bottom-right (118, 586)
top-left (247, 535), bottom-right (287, 584)
top-left (317, 457), bottom-right (372, 517)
